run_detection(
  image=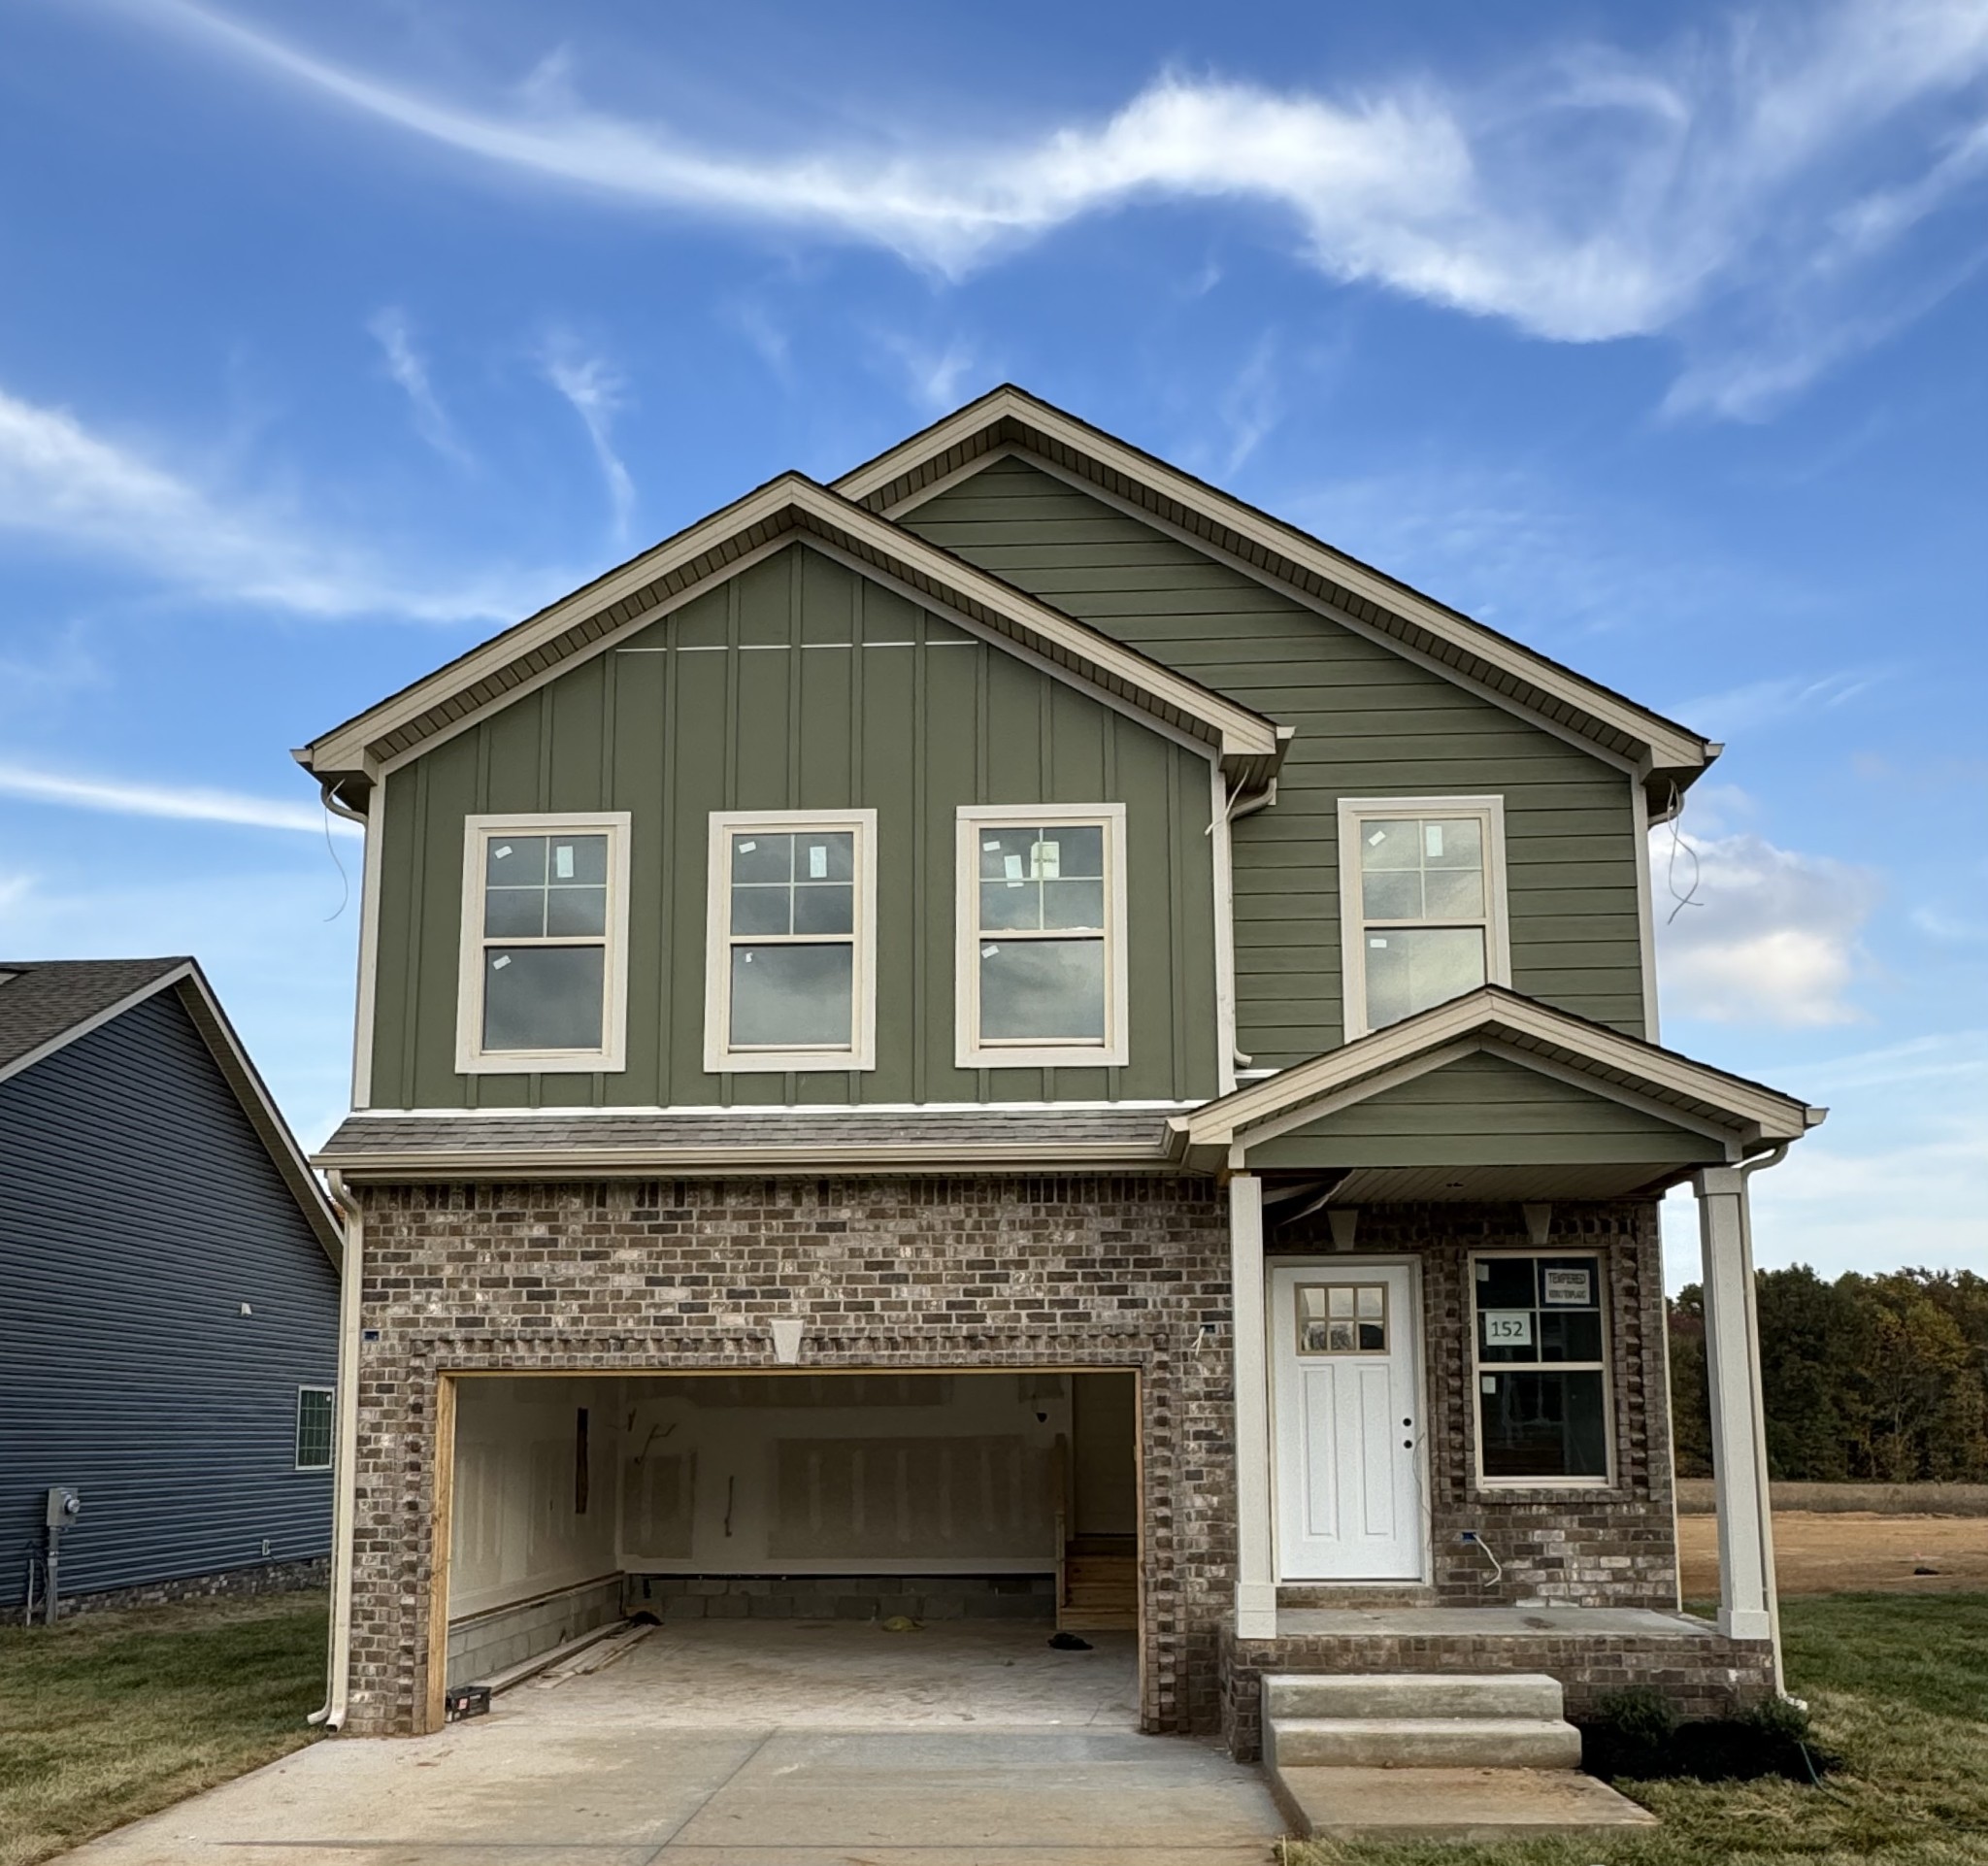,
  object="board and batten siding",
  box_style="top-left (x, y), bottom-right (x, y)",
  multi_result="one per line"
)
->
top-left (900, 456), bottom-right (1649, 1064)
top-left (368, 541), bottom-right (1221, 1110)
top-left (1242, 1051), bottom-right (1728, 1170)
top-left (0, 991), bottom-right (339, 1605)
